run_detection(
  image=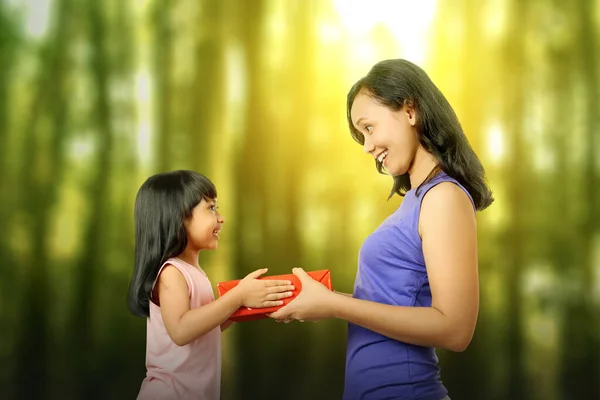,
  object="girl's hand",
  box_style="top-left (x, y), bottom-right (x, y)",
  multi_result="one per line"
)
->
top-left (268, 268), bottom-right (336, 322)
top-left (234, 268), bottom-right (295, 309)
